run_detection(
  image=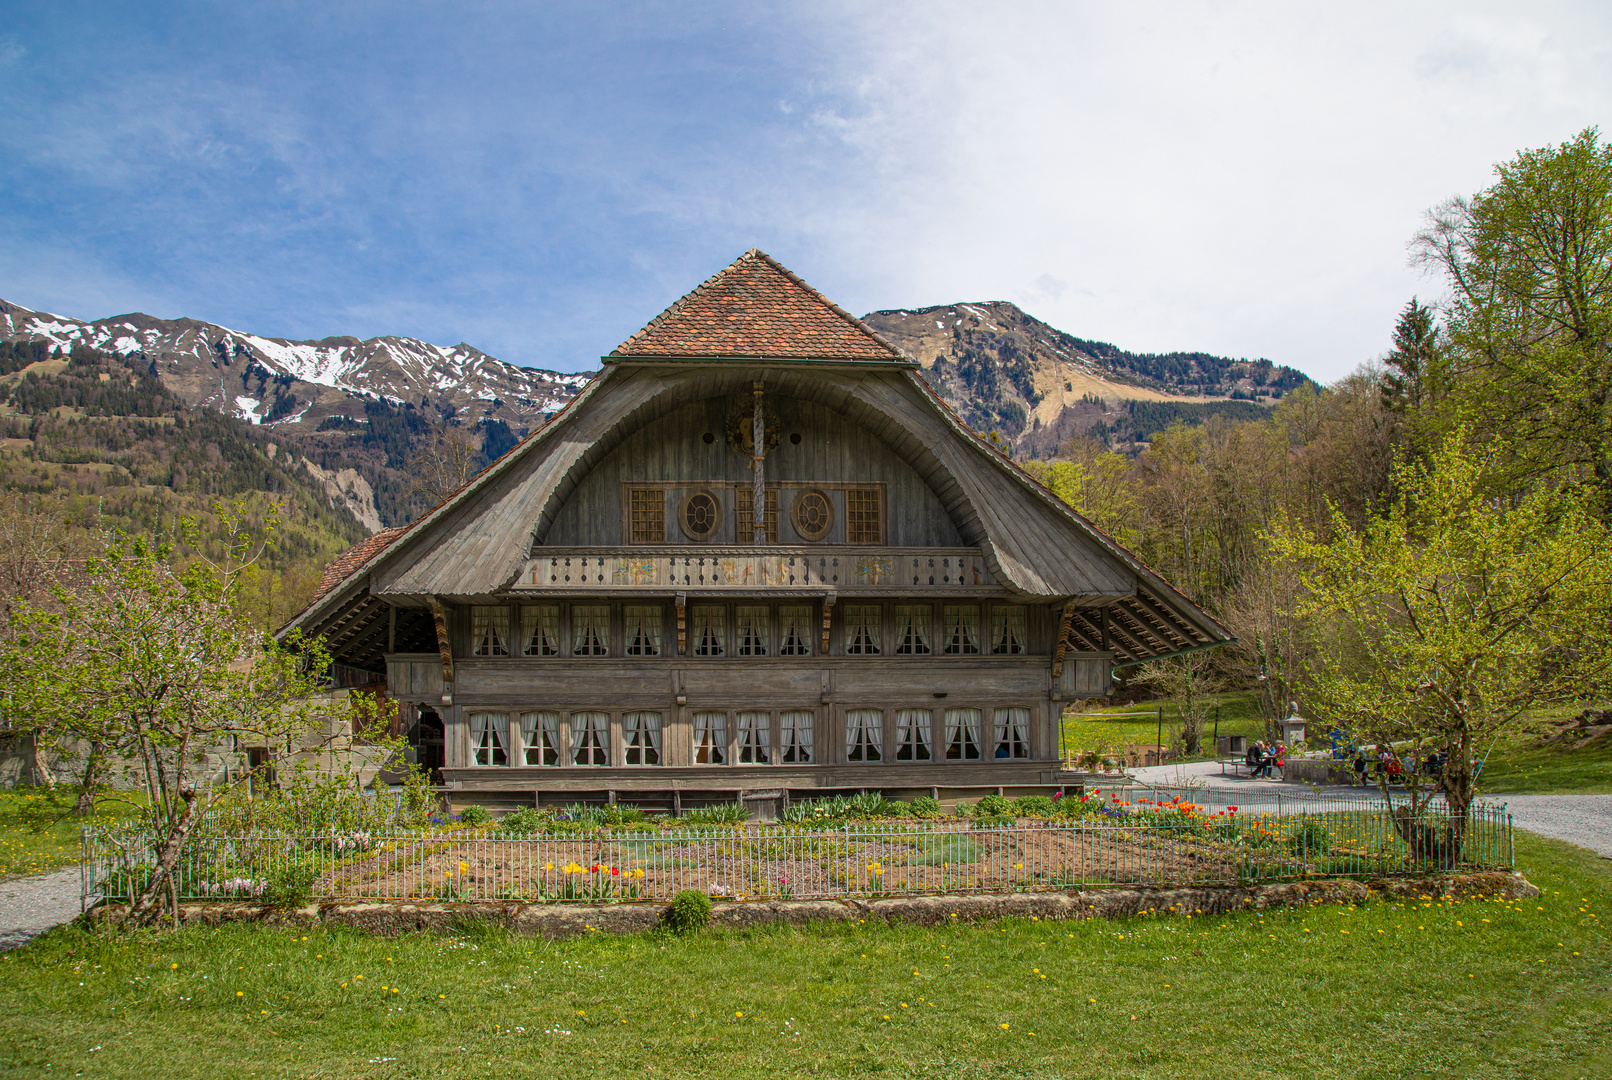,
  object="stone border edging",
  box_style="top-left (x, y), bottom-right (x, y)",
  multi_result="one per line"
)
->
top-left (83, 870), bottom-right (1536, 938)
